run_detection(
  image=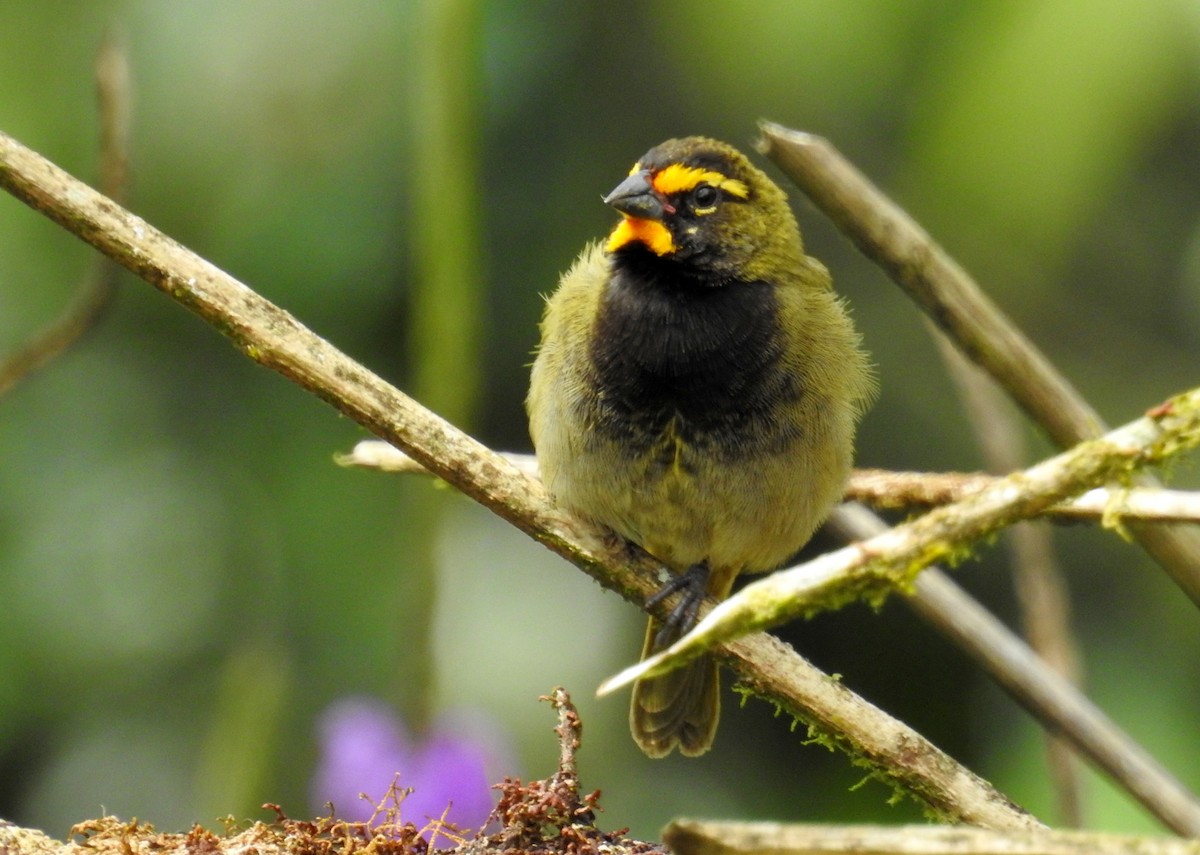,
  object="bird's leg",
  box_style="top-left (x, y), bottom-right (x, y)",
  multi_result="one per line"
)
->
top-left (646, 562), bottom-right (710, 650)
